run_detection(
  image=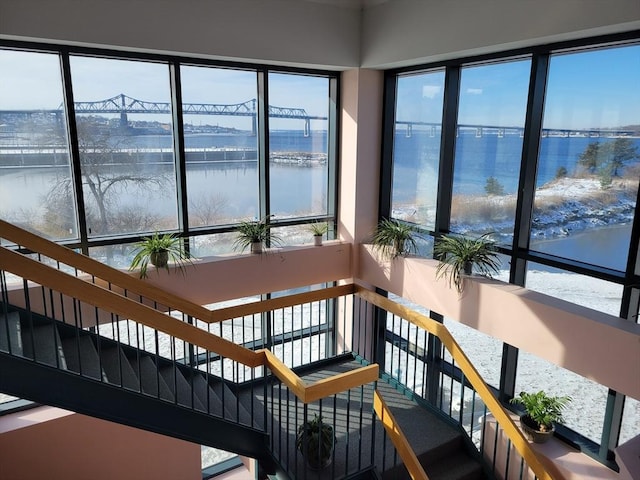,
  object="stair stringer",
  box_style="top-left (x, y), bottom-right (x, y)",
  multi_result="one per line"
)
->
top-left (0, 349), bottom-right (276, 474)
